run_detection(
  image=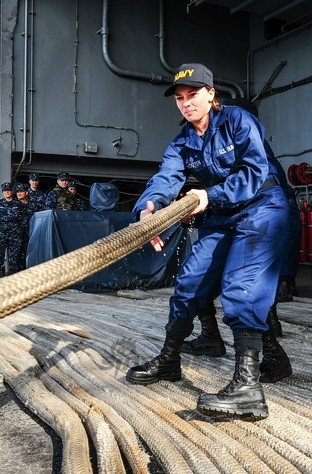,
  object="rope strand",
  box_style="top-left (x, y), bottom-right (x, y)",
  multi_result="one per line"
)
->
top-left (0, 194), bottom-right (199, 318)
